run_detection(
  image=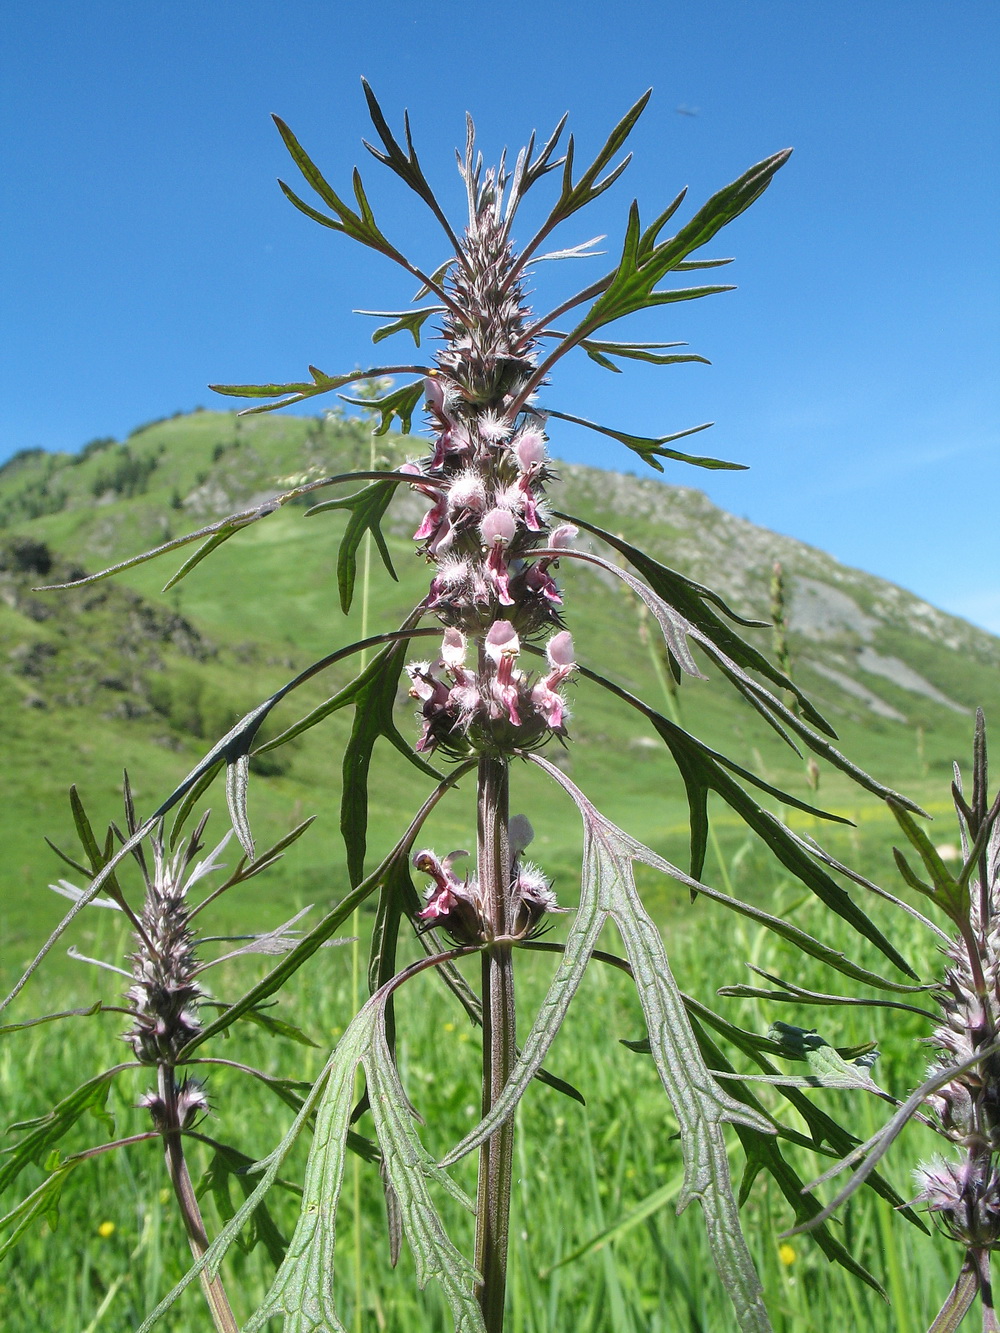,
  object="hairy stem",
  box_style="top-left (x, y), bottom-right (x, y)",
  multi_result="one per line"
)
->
top-left (475, 753), bottom-right (516, 1331)
top-left (157, 1066), bottom-right (239, 1333)
top-left (350, 425), bottom-right (378, 1333)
